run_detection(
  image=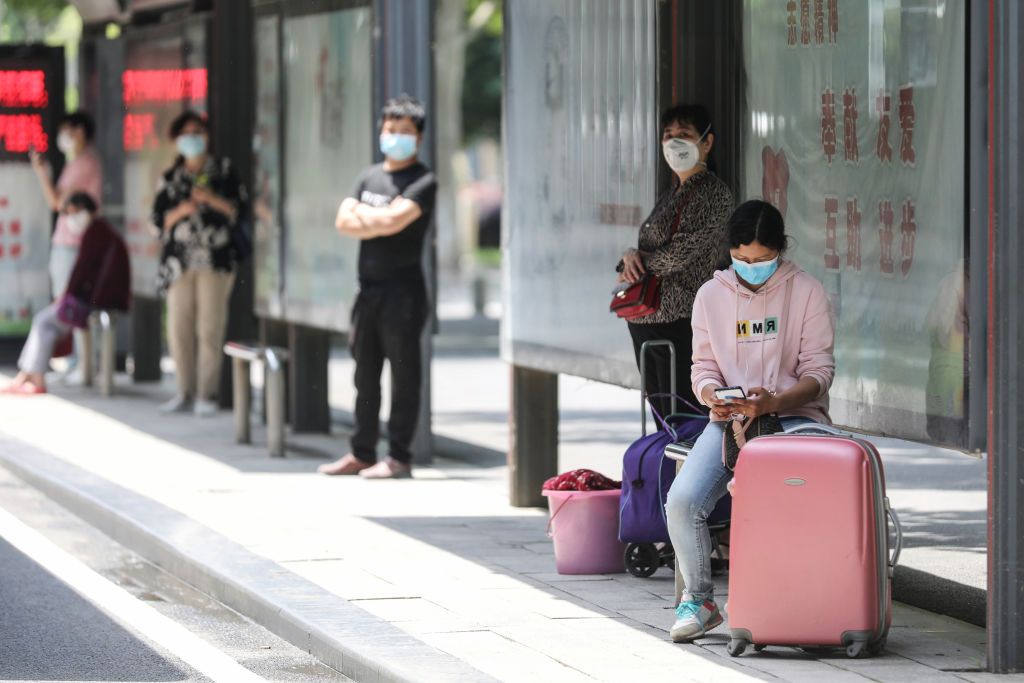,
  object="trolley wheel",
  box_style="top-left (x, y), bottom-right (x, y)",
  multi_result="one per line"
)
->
top-left (727, 638), bottom-right (748, 657)
top-left (846, 640), bottom-right (868, 659)
top-left (624, 543), bottom-right (659, 578)
top-left (753, 644), bottom-right (767, 652)
top-left (868, 637), bottom-right (887, 656)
